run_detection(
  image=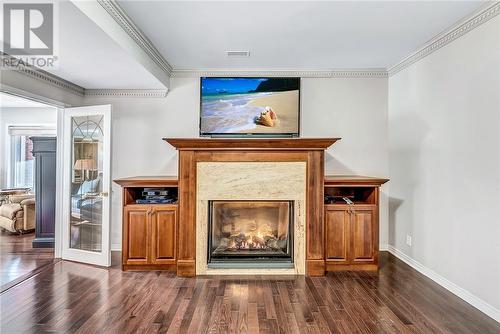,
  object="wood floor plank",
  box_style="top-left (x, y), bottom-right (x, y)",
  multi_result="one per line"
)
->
top-left (0, 230), bottom-right (54, 291)
top-left (1, 252), bottom-right (499, 334)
